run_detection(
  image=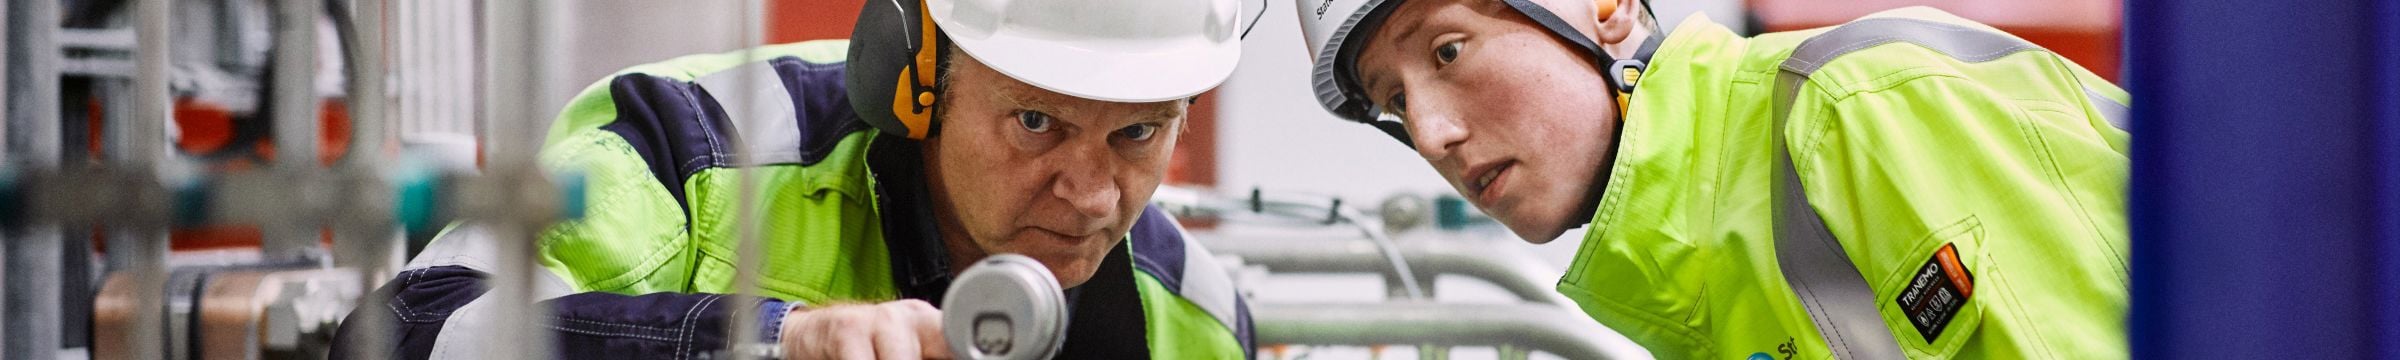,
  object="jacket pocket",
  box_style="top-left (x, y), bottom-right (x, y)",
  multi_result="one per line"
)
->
top-left (1873, 216), bottom-right (1987, 358)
